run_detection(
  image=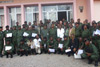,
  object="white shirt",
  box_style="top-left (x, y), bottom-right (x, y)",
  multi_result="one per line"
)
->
top-left (57, 28), bottom-right (64, 39)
